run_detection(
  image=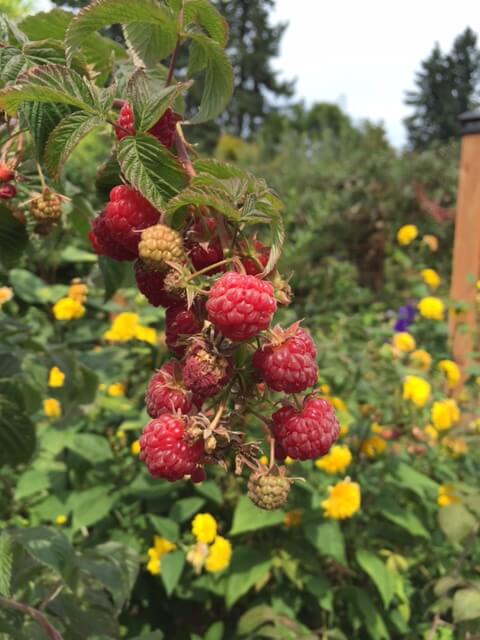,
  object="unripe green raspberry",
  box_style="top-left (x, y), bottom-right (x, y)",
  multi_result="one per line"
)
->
top-left (247, 472), bottom-right (290, 510)
top-left (139, 224), bottom-right (184, 270)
